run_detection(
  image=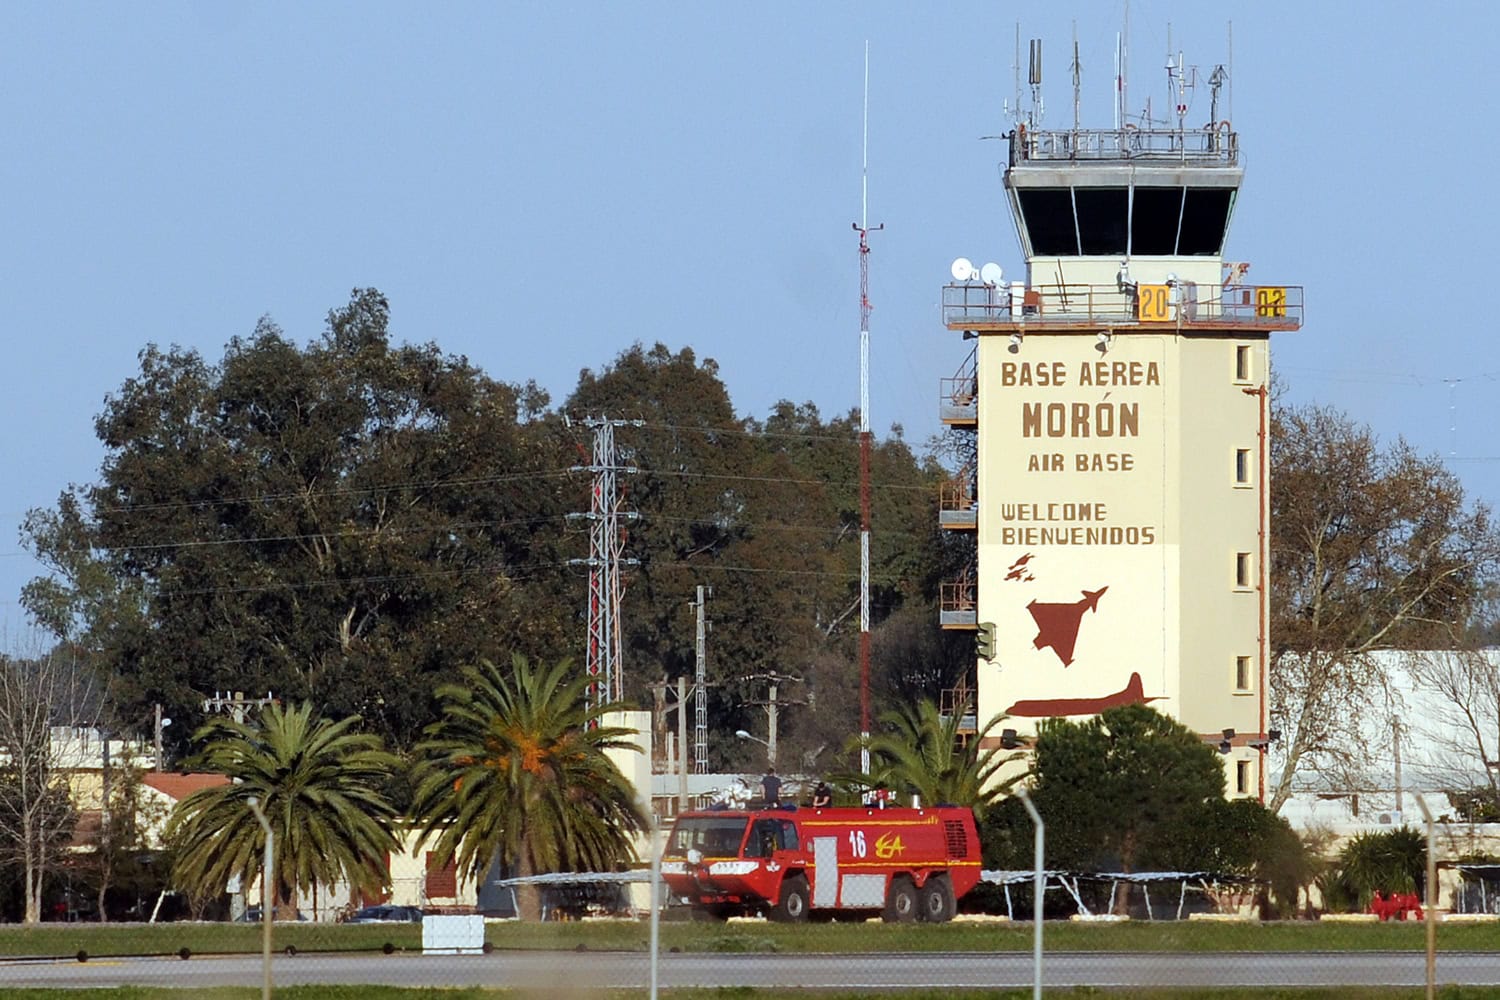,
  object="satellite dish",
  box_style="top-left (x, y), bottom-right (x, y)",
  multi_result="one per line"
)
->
top-left (980, 262), bottom-right (1004, 286)
top-left (950, 257), bottom-right (977, 282)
